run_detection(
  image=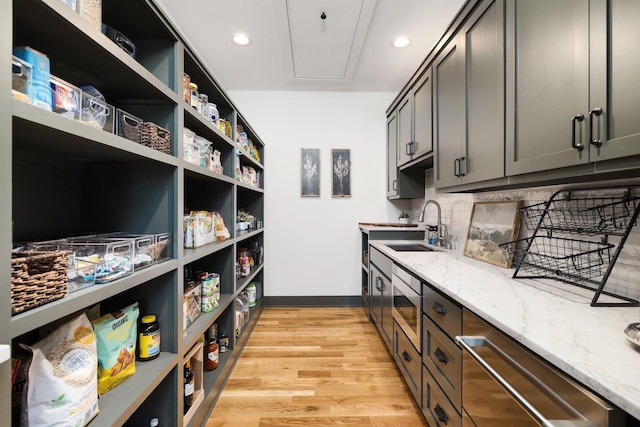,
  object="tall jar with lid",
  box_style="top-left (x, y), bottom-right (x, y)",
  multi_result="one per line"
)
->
top-left (199, 93), bottom-right (208, 117)
top-left (189, 82), bottom-right (199, 111)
